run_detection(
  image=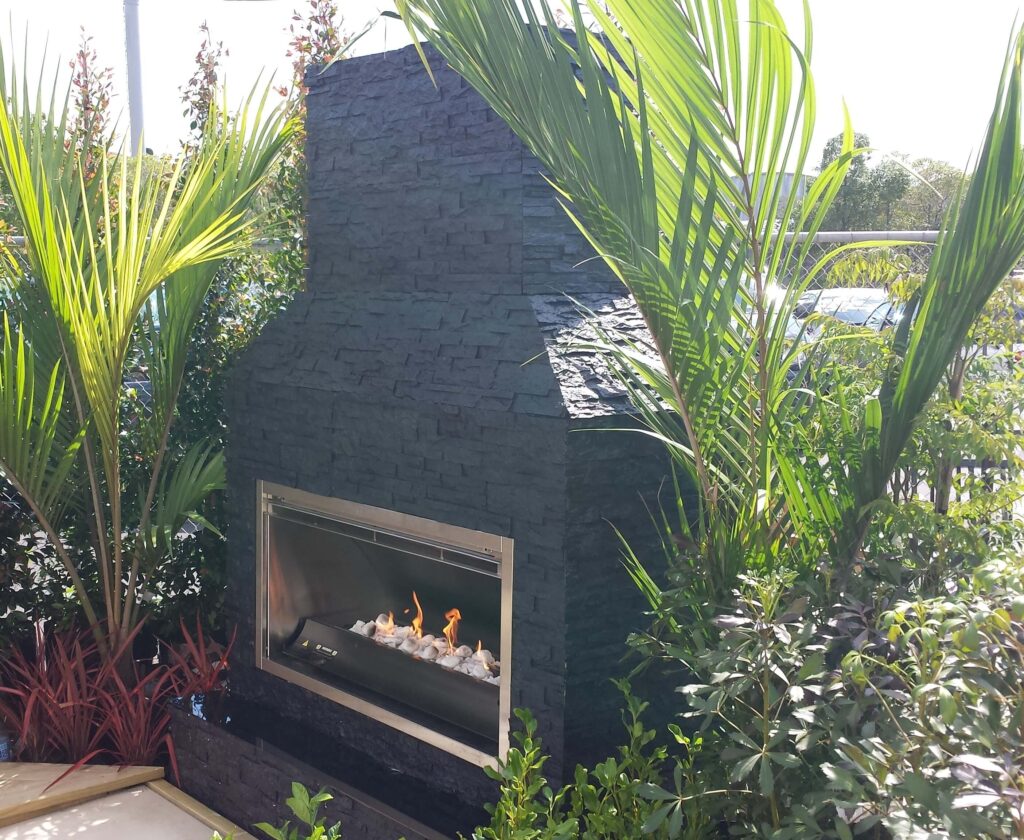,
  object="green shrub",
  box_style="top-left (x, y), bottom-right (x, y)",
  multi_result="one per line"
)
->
top-left (254, 783), bottom-right (342, 840)
top-left (469, 685), bottom-right (709, 840)
top-left (627, 560), bottom-right (1024, 839)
